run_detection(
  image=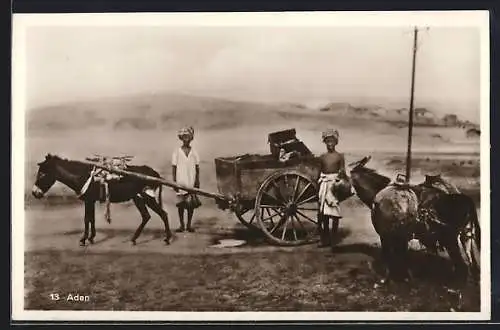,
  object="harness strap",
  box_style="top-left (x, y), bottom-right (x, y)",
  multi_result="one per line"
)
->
top-left (77, 167), bottom-right (98, 198)
top-left (76, 166), bottom-right (112, 224)
top-left (429, 217), bottom-right (447, 226)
